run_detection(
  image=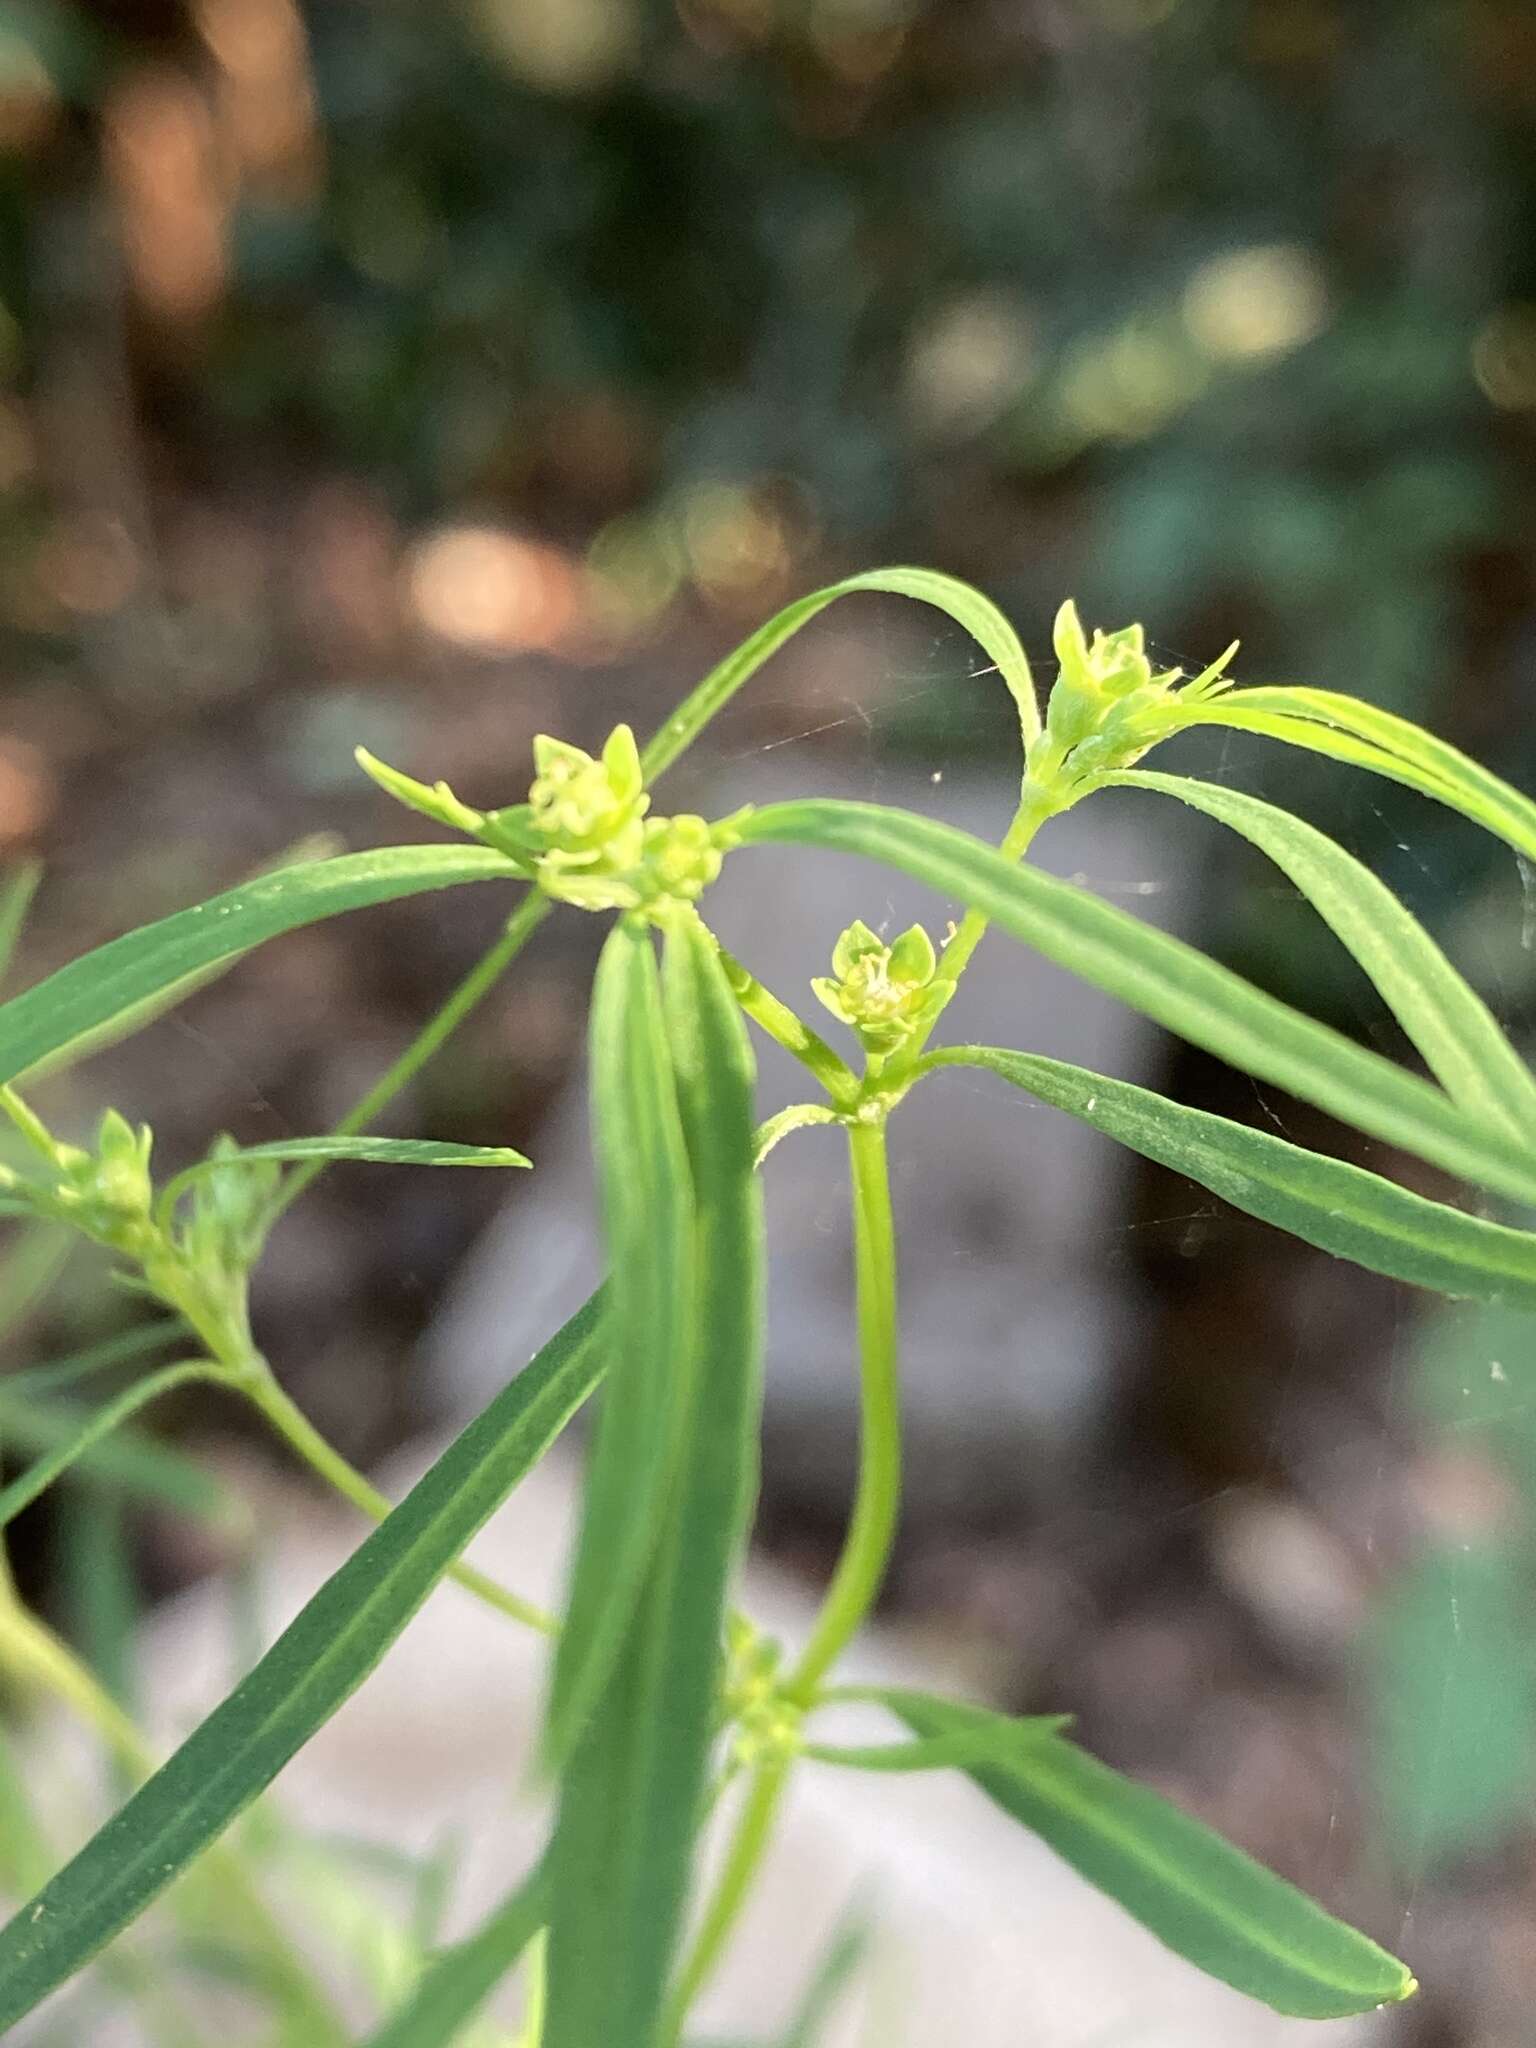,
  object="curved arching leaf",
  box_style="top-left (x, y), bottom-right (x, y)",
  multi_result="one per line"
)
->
top-left (1153, 688), bottom-right (1536, 863)
top-left (924, 1047), bottom-right (1536, 1308)
top-left (0, 846), bottom-right (520, 1087)
top-left (888, 1692), bottom-right (1414, 2020)
top-left (1100, 770), bottom-right (1536, 1145)
top-left (640, 567), bottom-right (1039, 782)
top-left (740, 799), bottom-right (1536, 1206)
